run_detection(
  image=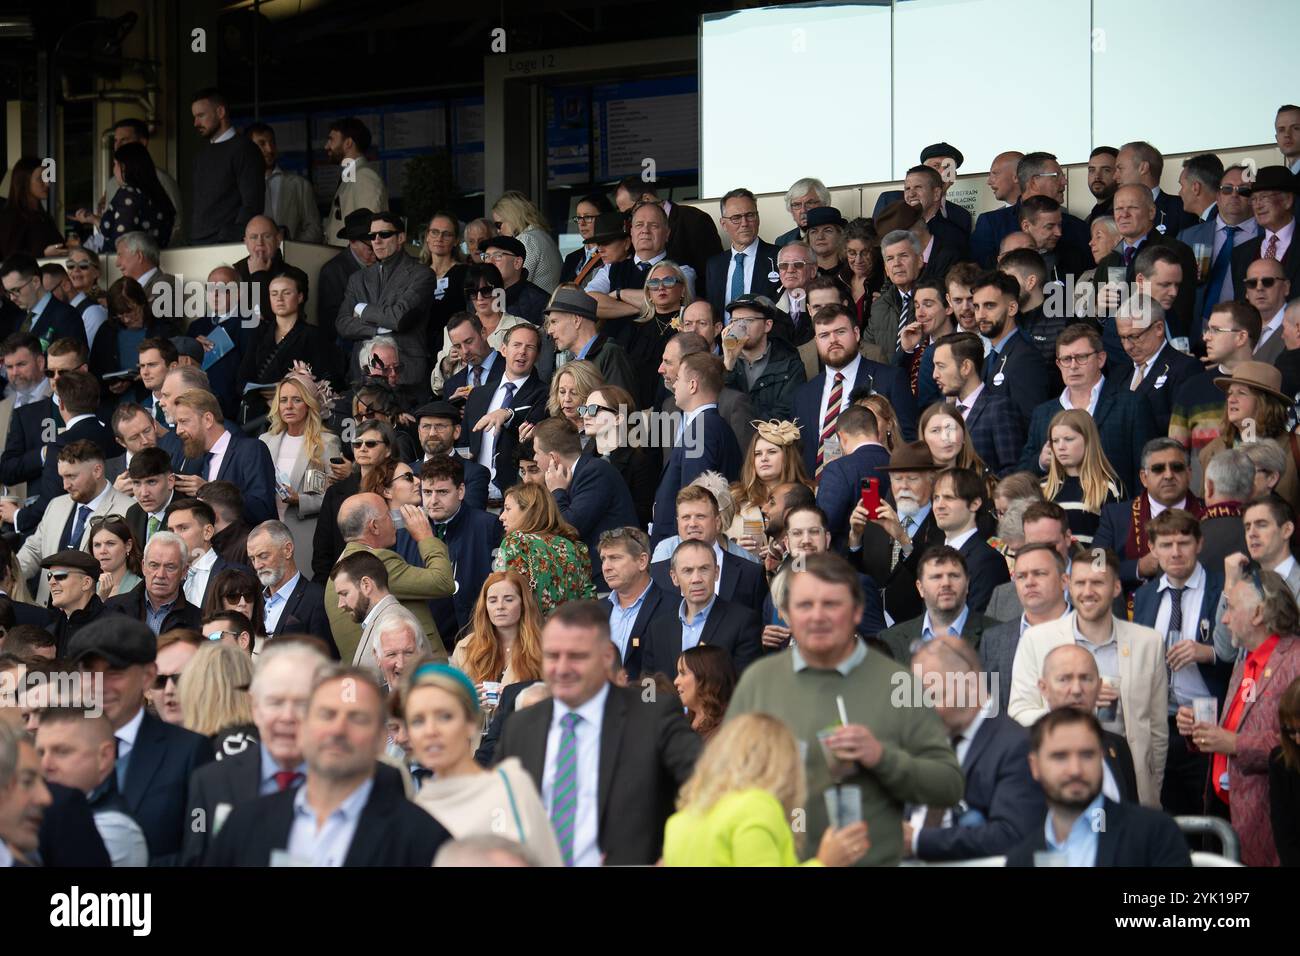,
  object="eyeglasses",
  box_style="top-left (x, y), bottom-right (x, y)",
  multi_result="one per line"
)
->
top-left (2, 276), bottom-right (37, 300)
top-left (1145, 461), bottom-right (1187, 475)
top-left (645, 277), bottom-right (681, 291)
top-left (1205, 324), bottom-right (1241, 337)
top-left (1117, 325), bottom-right (1161, 344)
top-left (352, 439), bottom-right (386, 450)
top-left (388, 472), bottom-right (417, 485)
top-left (572, 214), bottom-right (598, 224)
top-left (467, 286), bottom-right (496, 298)
top-left (1056, 351), bottom-right (1099, 367)
top-left (578, 403), bottom-right (618, 417)
top-left (65, 260), bottom-right (94, 271)
top-left (722, 212), bottom-right (759, 225)
top-left (367, 230), bottom-right (398, 240)
top-left (777, 261), bottom-right (809, 271)
top-left (789, 199), bottom-right (822, 213)
top-left (46, 569), bottom-right (89, 582)
top-left (1244, 277), bottom-right (1280, 290)
top-left (152, 673), bottom-right (181, 690)
top-left (1219, 184), bottom-right (1253, 197)
top-left (205, 629), bottom-right (238, 642)
top-left (483, 252), bottom-right (516, 264)
top-left (426, 229), bottom-right (456, 240)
